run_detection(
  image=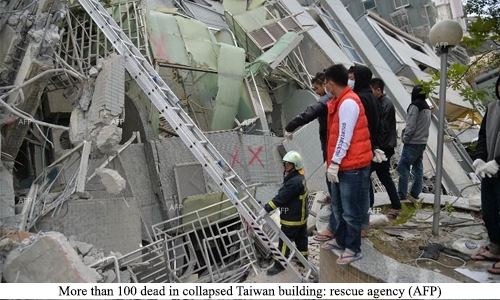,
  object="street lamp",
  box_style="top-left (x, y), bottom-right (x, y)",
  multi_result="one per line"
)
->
top-left (429, 20), bottom-right (463, 236)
